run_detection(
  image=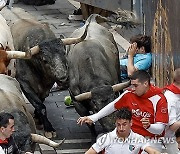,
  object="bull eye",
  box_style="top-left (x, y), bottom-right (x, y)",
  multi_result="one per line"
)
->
top-left (42, 57), bottom-right (48, 64)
